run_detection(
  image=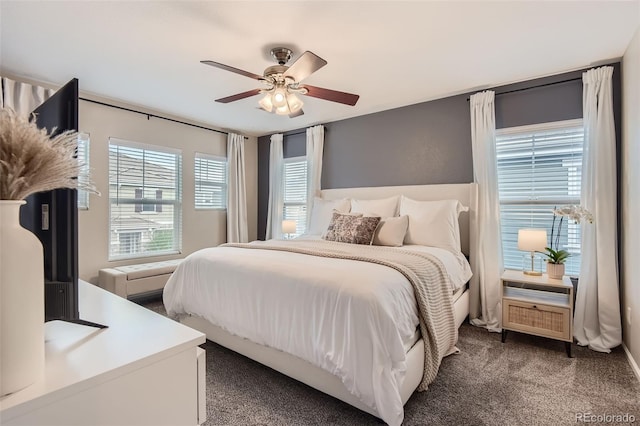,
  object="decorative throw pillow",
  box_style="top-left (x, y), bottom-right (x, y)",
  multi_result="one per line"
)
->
top-left (373, 215), bottom-right (409, 247)
top-left (322, 212), bottom-right (381, 245)
top-left (307, 197), bottom-right (351, 235)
